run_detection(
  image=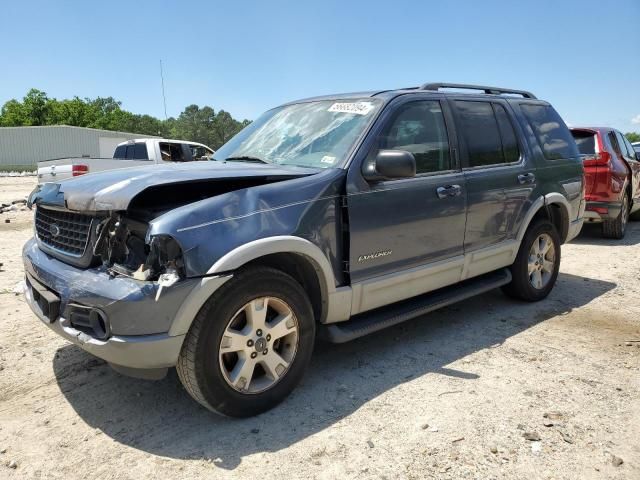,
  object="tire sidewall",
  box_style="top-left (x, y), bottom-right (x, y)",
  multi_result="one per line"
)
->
top-left (193, 269), bottom-right (315, 417)
top-left (620, 194), bottom-right (629, 234)
top-left (515, 220), bottom-right (561, 301)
